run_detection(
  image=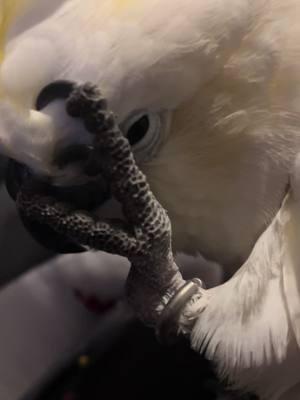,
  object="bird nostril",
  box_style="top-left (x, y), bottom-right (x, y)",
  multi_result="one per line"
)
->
top-left (35, 80), bottom-right (76, 111)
